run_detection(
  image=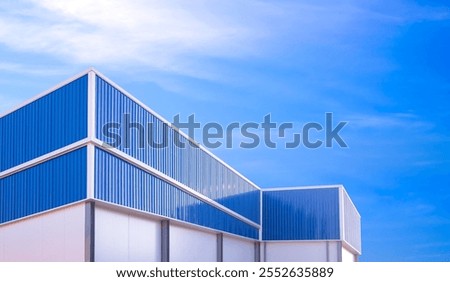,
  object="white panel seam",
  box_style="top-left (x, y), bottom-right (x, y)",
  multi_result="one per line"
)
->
top-left (0, 138), bottom-right (91, 179)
